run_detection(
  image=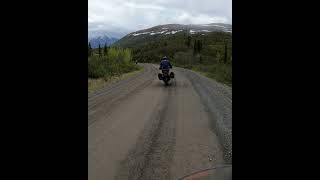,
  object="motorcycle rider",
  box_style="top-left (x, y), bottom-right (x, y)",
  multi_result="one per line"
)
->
top-left (158, 56), bottom-right (174, 80)
top-left (159, 56), bottom-right (172, 70)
